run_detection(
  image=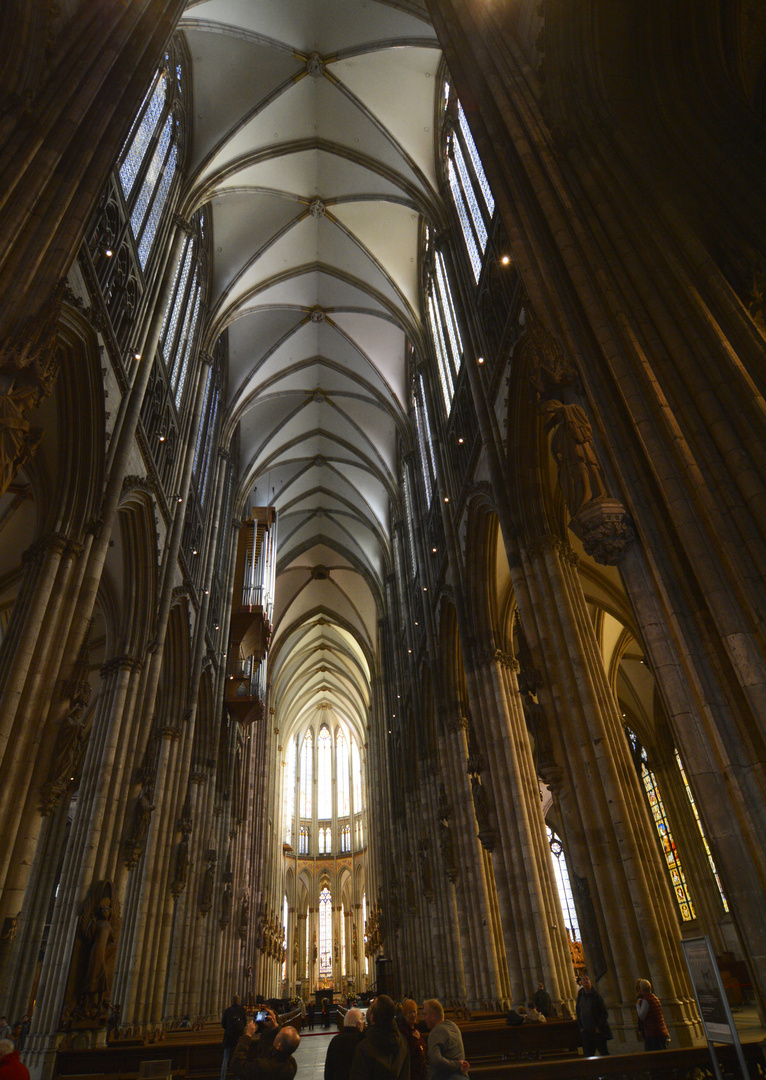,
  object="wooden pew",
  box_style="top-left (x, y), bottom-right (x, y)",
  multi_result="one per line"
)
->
top-left (466, 1040), bottom-right (766, 1080)
top-left (459, 1019), bottom-right (581, 1063)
